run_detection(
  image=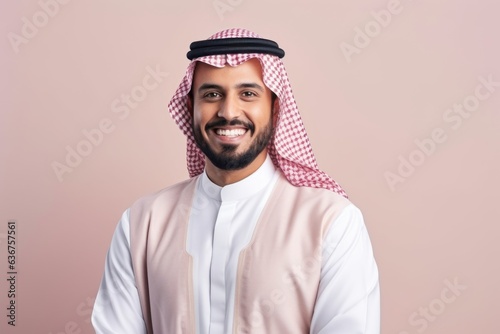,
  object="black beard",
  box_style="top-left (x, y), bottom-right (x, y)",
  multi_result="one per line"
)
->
top-left (192, 118), bottom-right (273, 171)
